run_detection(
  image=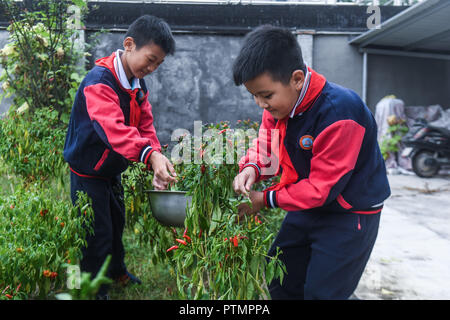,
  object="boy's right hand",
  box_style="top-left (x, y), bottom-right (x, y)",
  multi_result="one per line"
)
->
top-left (149, 151), bottom-right (177, 190)
top-left (232, 166), bottom-right (257, 197)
